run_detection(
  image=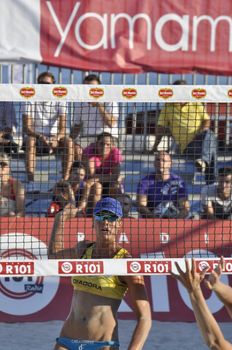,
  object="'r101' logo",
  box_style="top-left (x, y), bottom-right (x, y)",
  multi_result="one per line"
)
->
top-left (0, 262), bottom-right (34, 275)
top-left (127, 260), bottom-right (171, 274)
top-left (59, 261), bottom-right (104, 274)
